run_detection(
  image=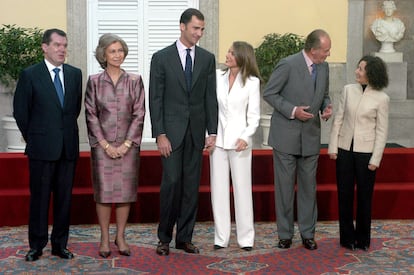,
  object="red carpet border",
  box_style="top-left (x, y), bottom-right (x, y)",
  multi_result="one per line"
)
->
top-left (0, 221), bottom-right (413, 274)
